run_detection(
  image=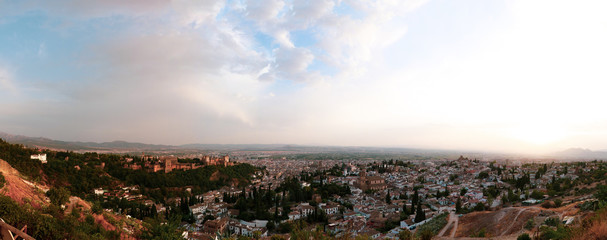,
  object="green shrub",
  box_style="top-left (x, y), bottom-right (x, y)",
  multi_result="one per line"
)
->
top-left (517, 233), bottom-right (531, 240)
top-left (0, 172), bottom-right (5, 188)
